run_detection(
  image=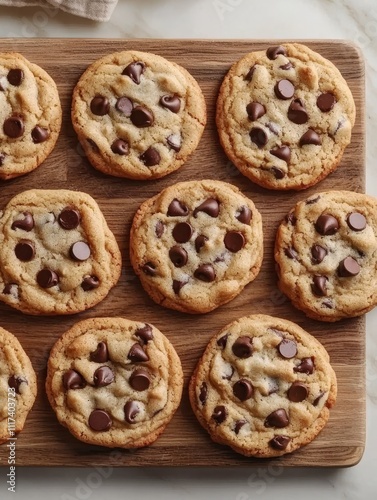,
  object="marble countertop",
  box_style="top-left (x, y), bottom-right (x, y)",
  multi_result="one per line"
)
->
top-left (1, 0), bottom-right (376, 498)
